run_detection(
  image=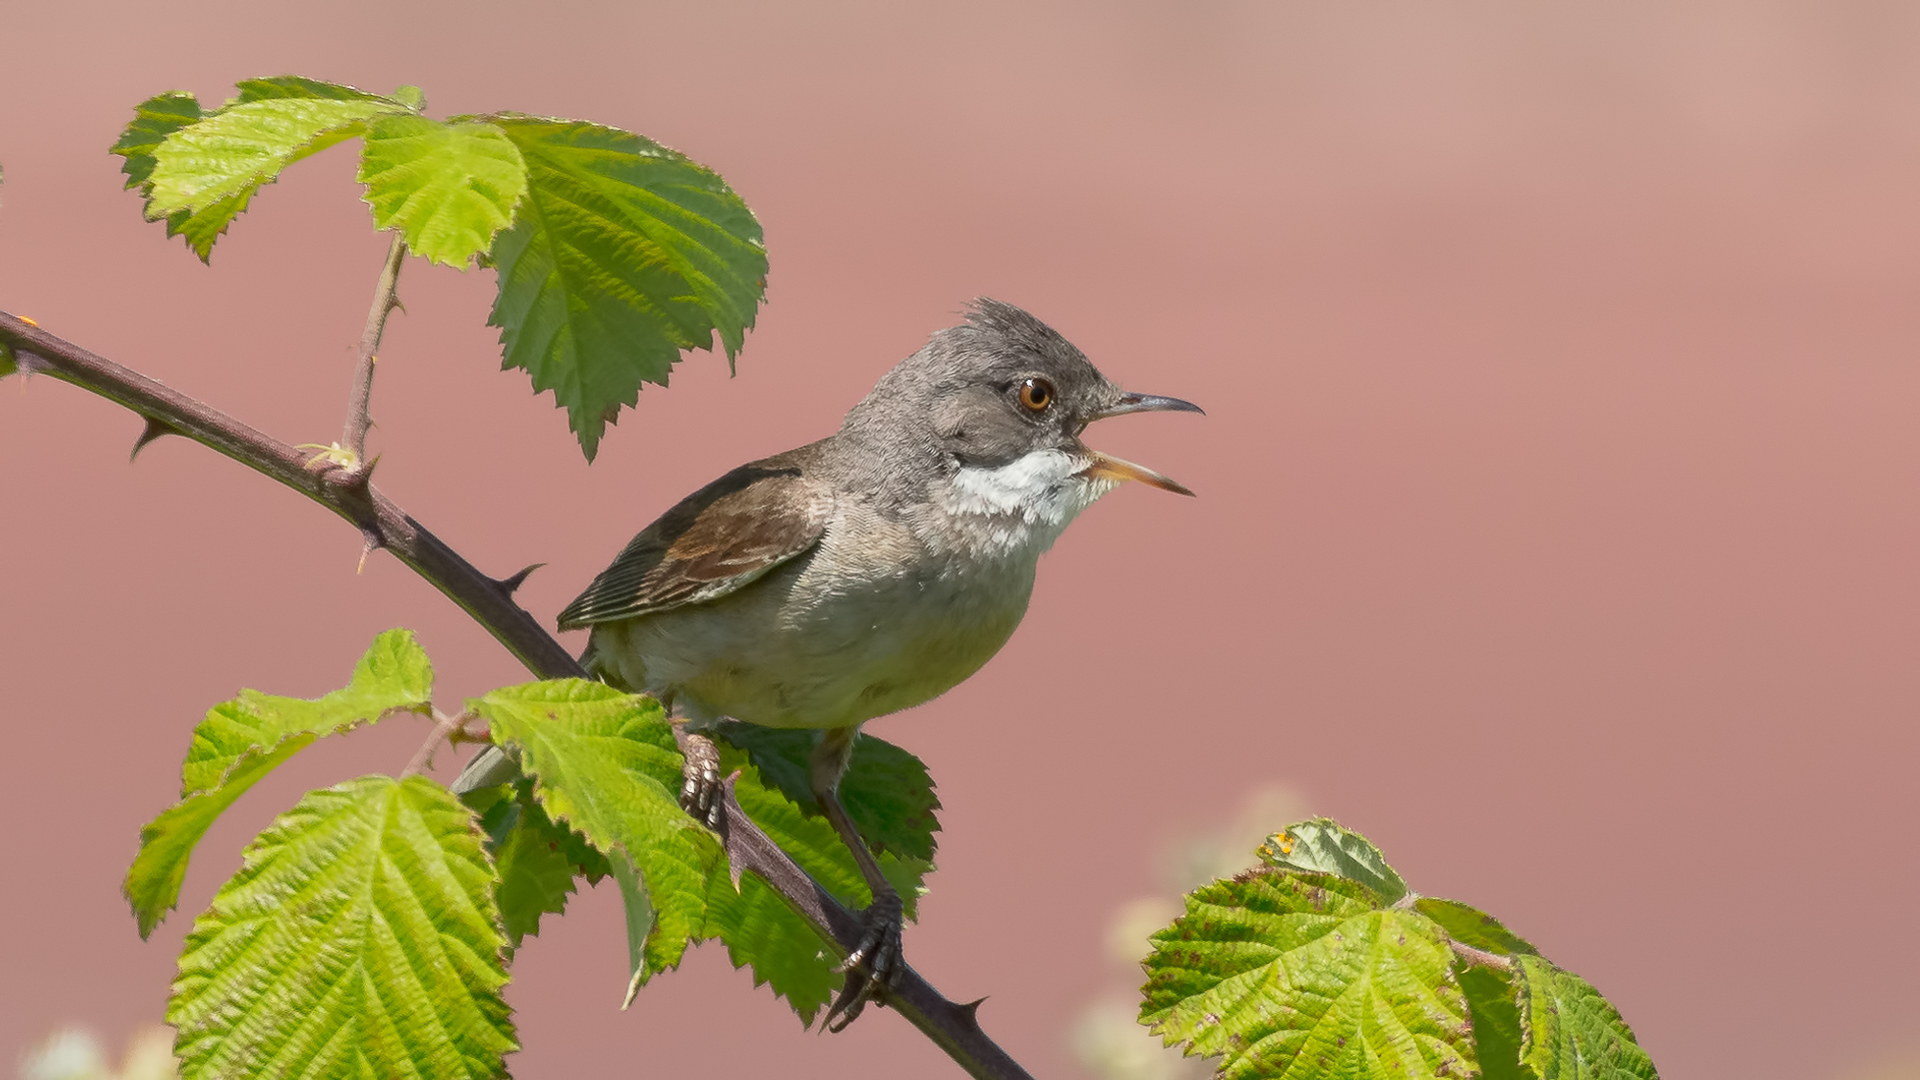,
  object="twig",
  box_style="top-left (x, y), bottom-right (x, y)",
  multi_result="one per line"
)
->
top-left (342, 235), bottom-right (407, 462)
top-left (0, 312), bottom-right (1033, 1080)
top-left (402, 709), bottom-right (469, 778)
